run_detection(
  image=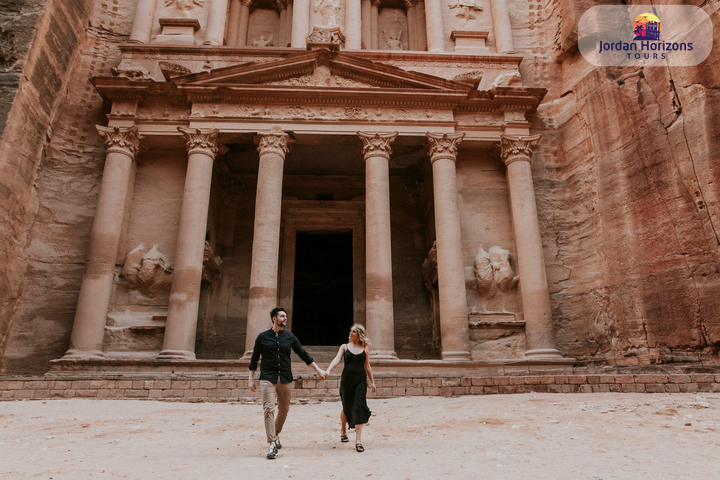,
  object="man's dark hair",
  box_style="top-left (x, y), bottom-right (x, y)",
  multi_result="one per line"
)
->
top-left (270, 307), bottom-right (286, 322)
